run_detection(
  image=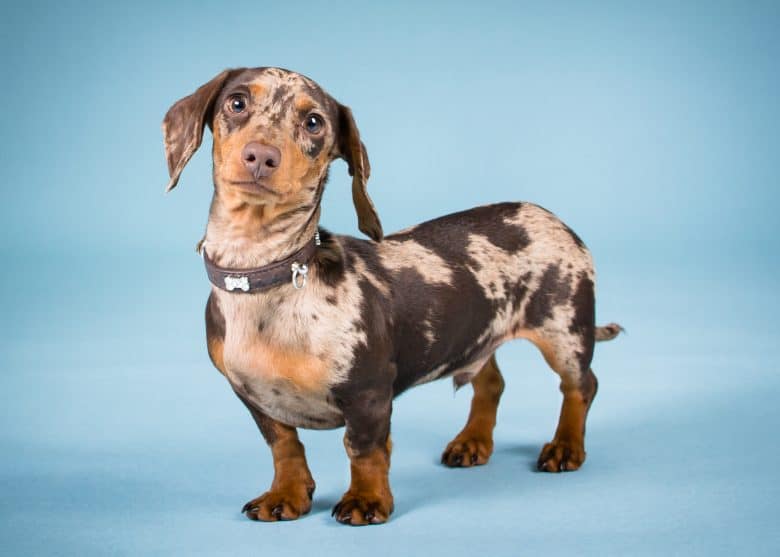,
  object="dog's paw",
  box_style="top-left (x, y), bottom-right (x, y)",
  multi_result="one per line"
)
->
top-left (441, 434), bottom-right (493, 467)
top-left (241, 483), bottom-right (315, 521)
top-left (332, 490), bottom-right (394, 526)
top-left (537, 440), bottom-right (585, 472)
